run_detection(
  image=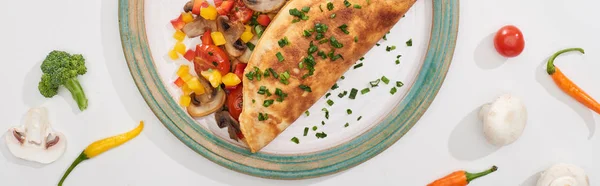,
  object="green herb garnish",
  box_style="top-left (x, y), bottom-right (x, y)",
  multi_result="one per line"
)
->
top-left (390, 87), bottom-right (397, 95)
top-left (359, 57), bottom-right (365, 61)
top-left (349, 88), bottom-right (358, 99)
top-left (303, 29), bottom-right (313, 37)
top-left (330, 13), bottom-right (336, 19)
top-left (357, 116), bottom-right (362, 121)
top-left (327, 2), bottom-right (334, 10)
top-left (305, 110), bottom-right (310, 116)
top-left (338, 91), bottom-right (348, 98)
top-left (381, 76), bottom-right (390, 84)
top-left (406, 39), bottom-right (413, 46)
top-left (299, 84), bottom-right (312, 92)
top-left (312, 126), bottom-right (318, 131)
top-left (353, 4), bottom-right (362, 9)
top-left (278, 37), bottom-right (290, 47)
top-left (246, 42), bottom-right (255, 51)
top-left (361, 88), bottom-right (370, 94)
top-left (322, 108), bottom-right (330, 119)
top-left (370, 79), bottom-right (380, 87)
top-left (331, 83), bottom-right (339, 90)
top-left (321, 121), bottom-right (325, 125)
top-left (302, 6), bottom-right (311, 12)
top-left (354, 36), bottom-right (358, 42)
top-left (330, 36), bottom-right (344, 48)
top-left (291, 137), bottom-right (299, 144)
top-left (327, 99), bottom-right (334, 106)
top-left (386, 45), bottom-right (396, 52)
top-left (353, 63), bottom-right (363, 69)
top-left (258, 113), bottom-right (269, 121)
top-left (325, 92), bottom-right (331, 98)
top-left (396, 81), bottom-right (404, 87)
top-left (347, 109), bottom-right (353, 115)
top-left (316, 132), bottom-right (328, 138)
top-left (263, 99), bottom-right (274, 107)
top-left (338, 24), bottom-right (350, 34)
top-left (289, 8), bottom-right (308, 20)
top-left (303, 127), bottom-right (309, 136)
top-left (344, 0), bottom-right (352, 7)
top-left (308, 41), bottom-right (318, 54)
top-left (315, 23), bottom-right (328, 33)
